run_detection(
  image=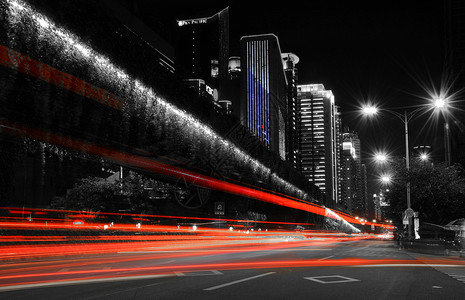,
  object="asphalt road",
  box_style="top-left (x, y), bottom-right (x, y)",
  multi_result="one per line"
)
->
top-left (1, 238), bottom-right (465, 299)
